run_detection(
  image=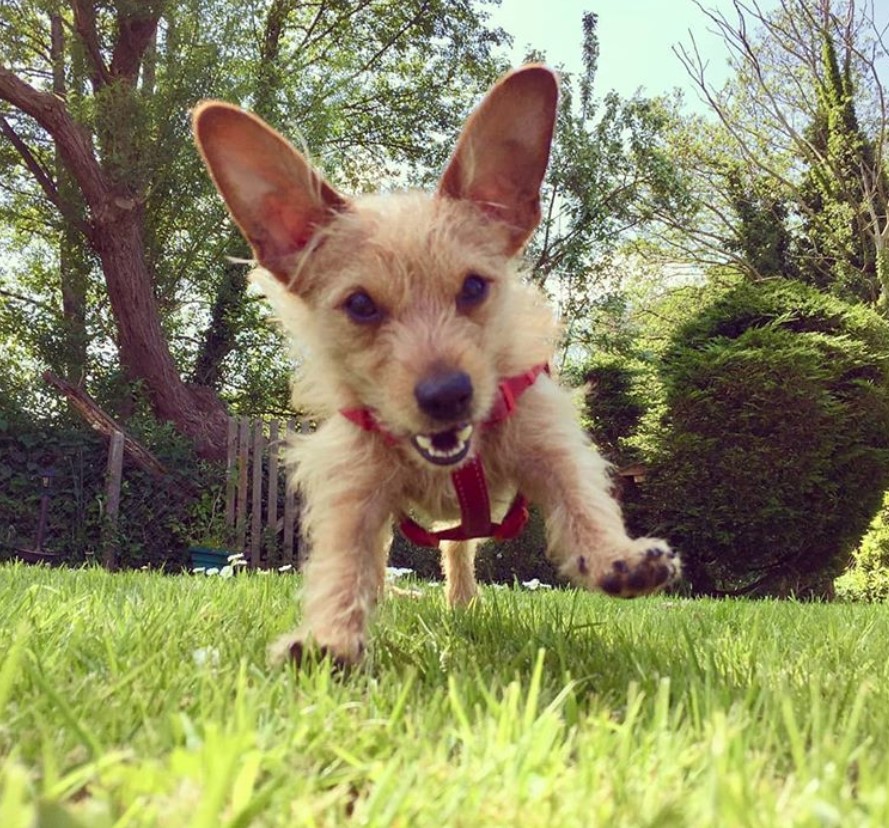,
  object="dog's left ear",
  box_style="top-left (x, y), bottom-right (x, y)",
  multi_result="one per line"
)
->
top-left (439, 65), bottom-right (558, 255)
